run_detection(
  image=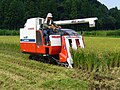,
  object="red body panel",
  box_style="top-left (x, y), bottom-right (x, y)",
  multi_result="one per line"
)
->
top-left (49, 46), bottom-right (61, 55)
top-left (20, 43), bottom-right (36, 53)
top-left (59, 37), bottom-right (68, 63)
top-left (36, 45), bottom-right (46, 54)
top-left (20, 43), bottom-right (61, 55)
top-left (35, 45), bottom-right (61, 55)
